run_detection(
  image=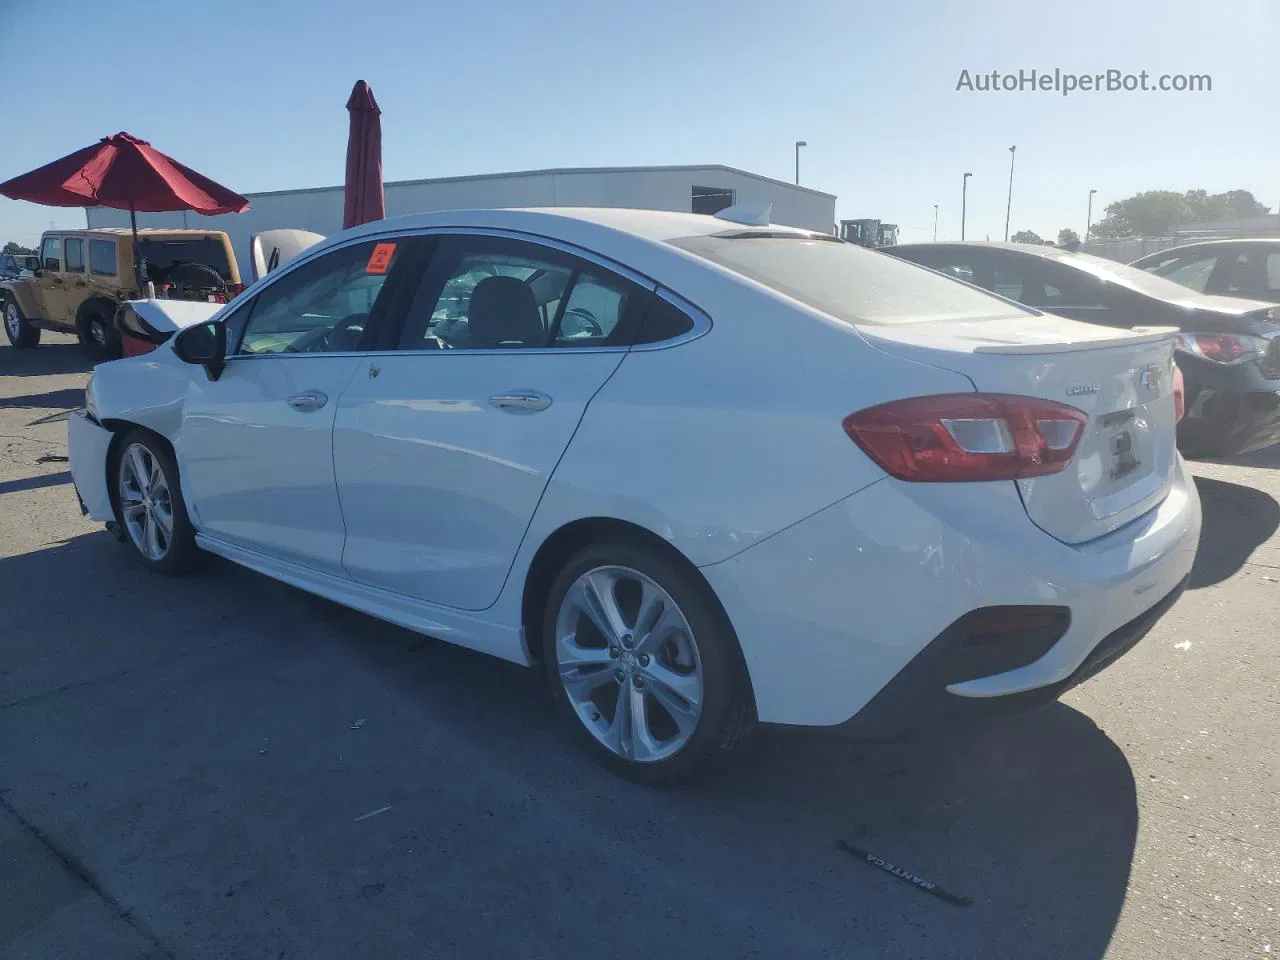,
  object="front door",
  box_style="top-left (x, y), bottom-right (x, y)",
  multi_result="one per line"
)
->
top-left (176, 237), bottom-right (414, 573)
top-left (33, 235), bottom-right (75, 328)
top-left (333, 232), bottom-right (651, 610)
